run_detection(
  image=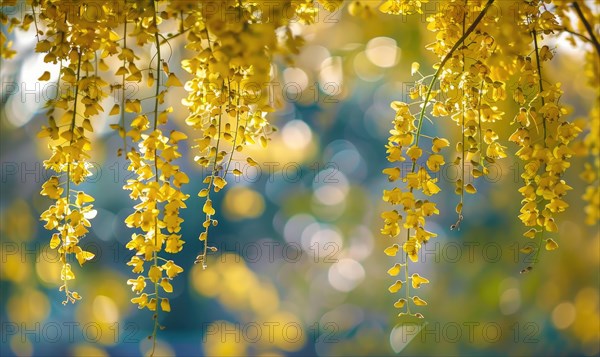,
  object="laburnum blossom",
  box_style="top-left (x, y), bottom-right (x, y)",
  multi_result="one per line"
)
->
top-left (507, 2), bottom-right (581, 272)
top-left (379, 0), bottom-right (497, 318)
top-left (180, 0), bottom-right (338, 268)
top-left (33, 0), bottom-right (116, 304)
top-left (0, 0), bottom-right (595, 343)
top-left (381, 94), bottom-right (449, 317)
top-left (423, 0), bottom-right (506, 228)
top-left (117, 3), bottom-right (190, 351)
